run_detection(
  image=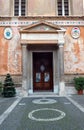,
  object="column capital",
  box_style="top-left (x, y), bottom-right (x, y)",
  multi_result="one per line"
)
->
top-left (22, 44), bottom-right (27, 47)
top-left (58, 43), bottom-right (64, 48)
